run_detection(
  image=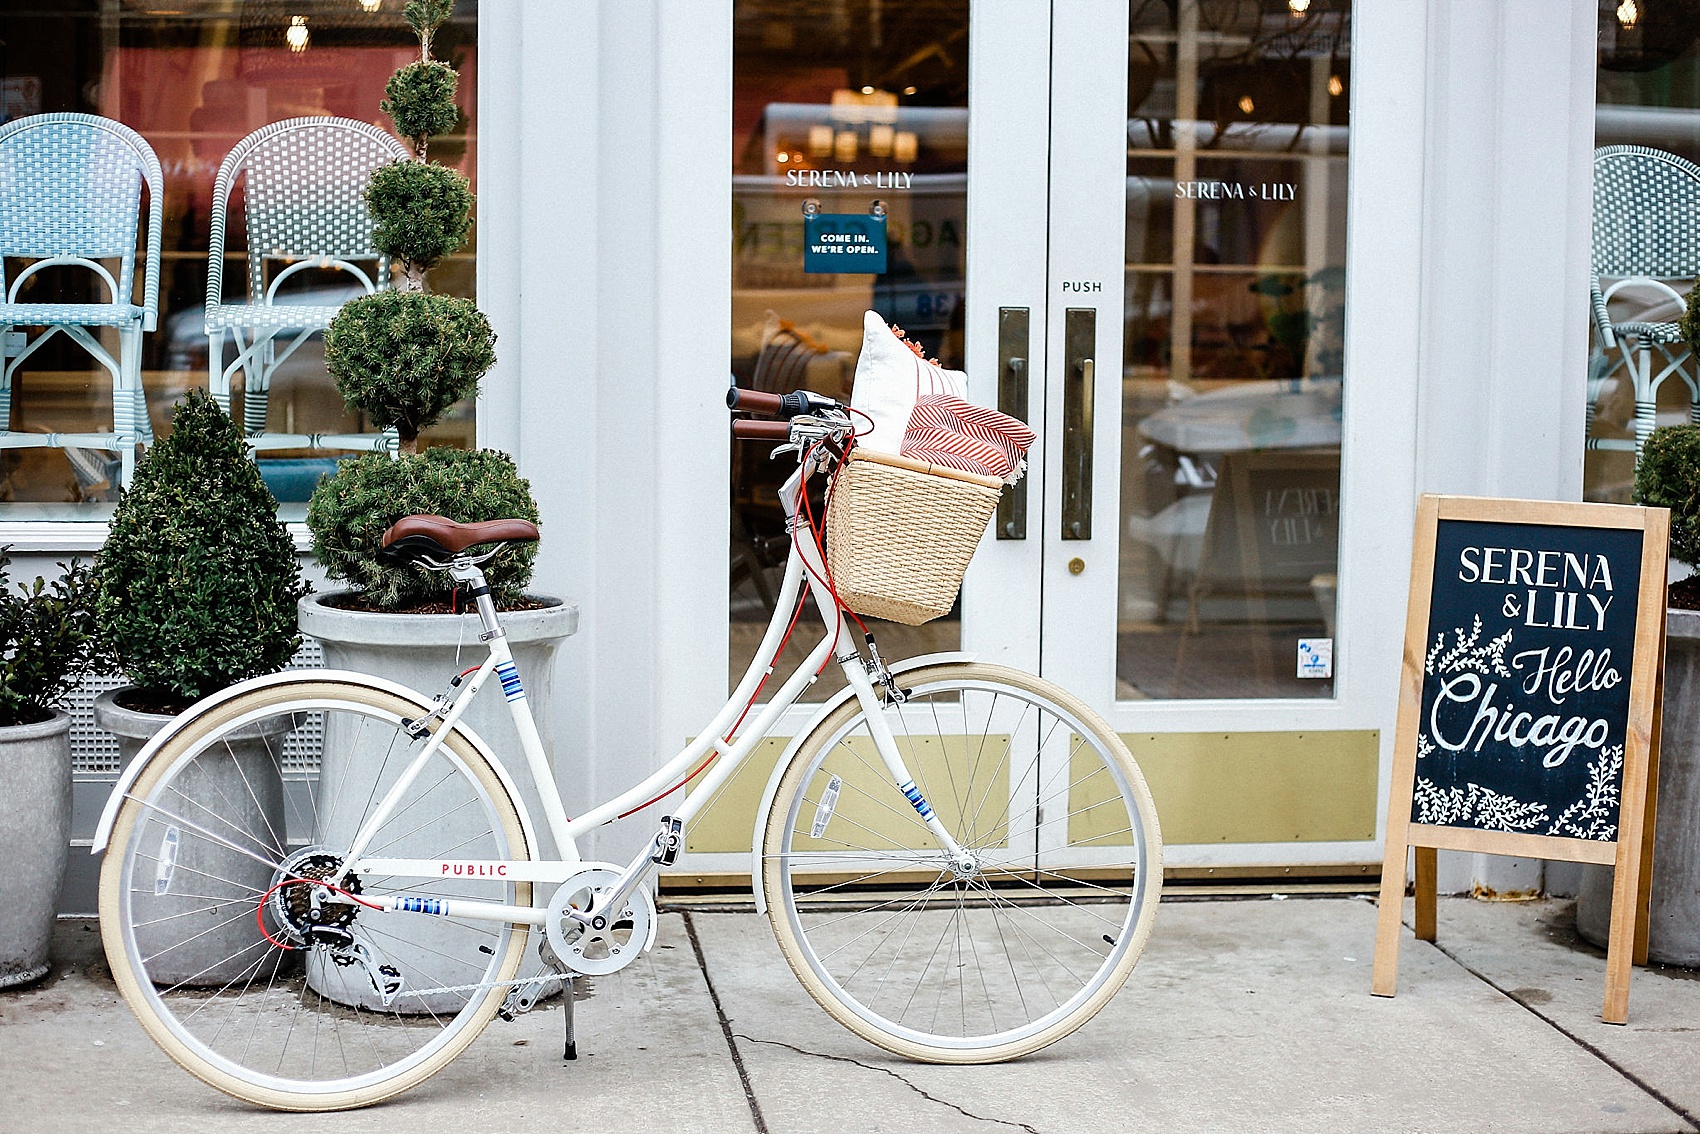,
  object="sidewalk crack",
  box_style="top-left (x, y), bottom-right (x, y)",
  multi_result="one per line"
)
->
top-left (683, 912), bottom-right (770, 1134)
top-left (734, 1034), bottom-right (1044, 1134)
